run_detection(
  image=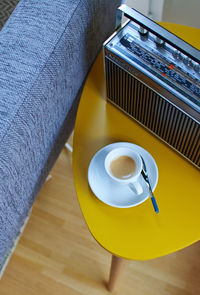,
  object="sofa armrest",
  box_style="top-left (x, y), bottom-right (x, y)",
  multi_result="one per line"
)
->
top-left (0, 0), bottom-right (121, 267)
